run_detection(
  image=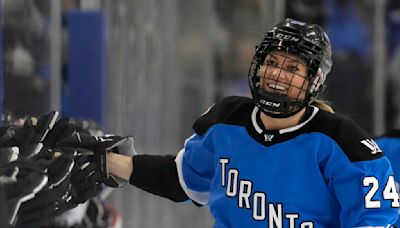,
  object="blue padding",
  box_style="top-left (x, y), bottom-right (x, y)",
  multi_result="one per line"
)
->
top-left (64, 10), bottom-right (106, 126)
